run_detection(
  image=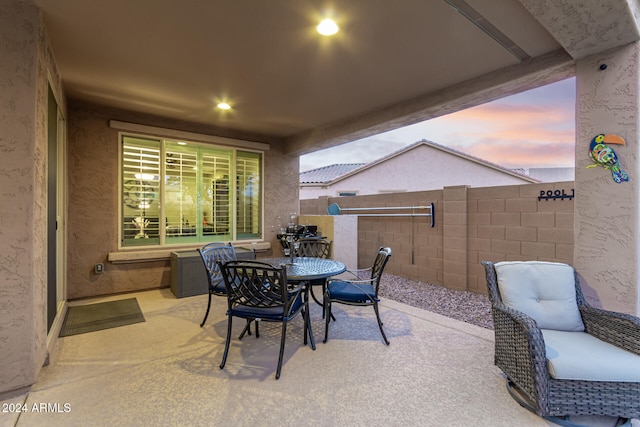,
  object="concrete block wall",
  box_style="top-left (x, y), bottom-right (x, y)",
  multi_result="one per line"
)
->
top-left (465, 182), bottom-right (574, 293)
top-left (300, 181), bottom-right (574, 294)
